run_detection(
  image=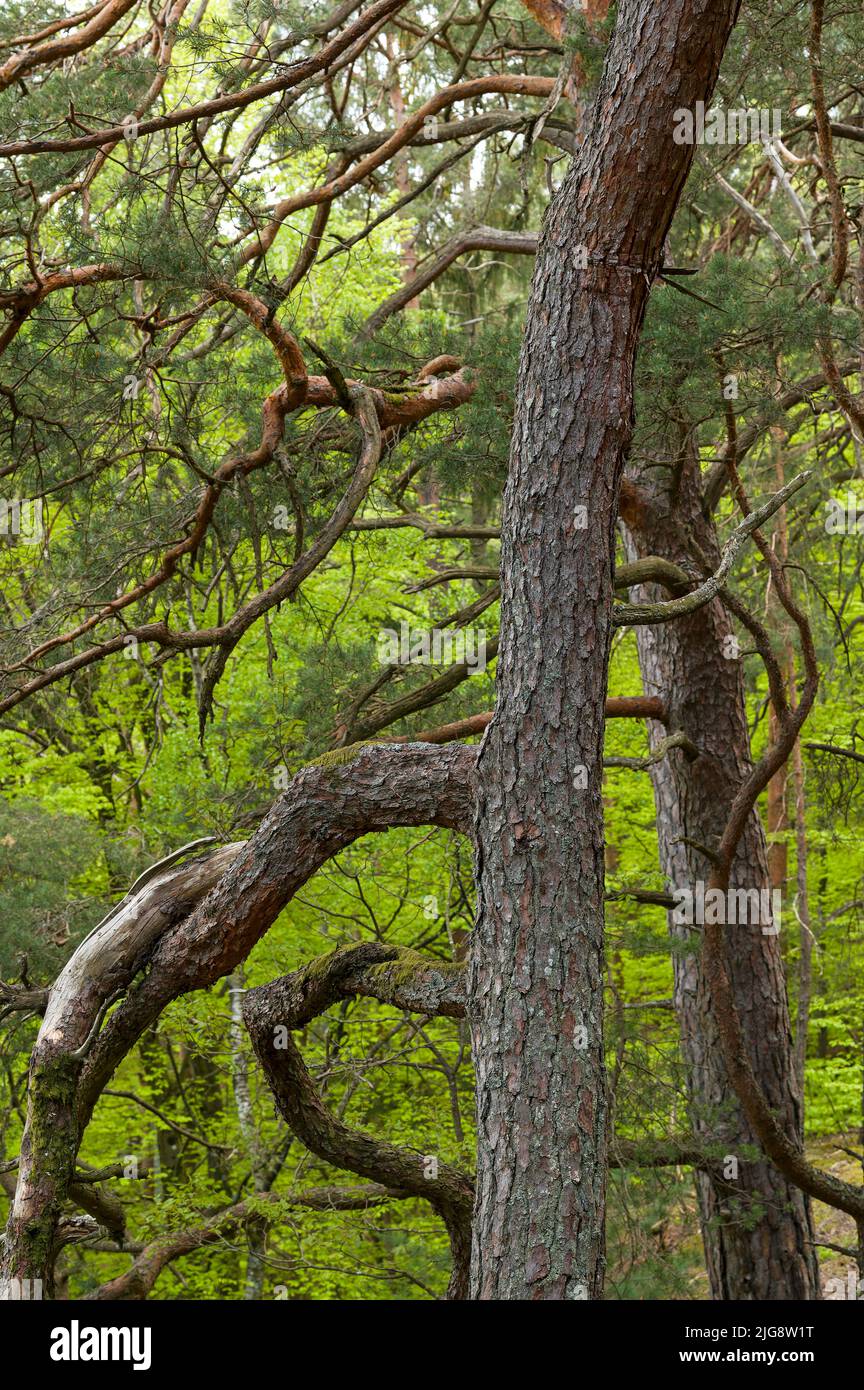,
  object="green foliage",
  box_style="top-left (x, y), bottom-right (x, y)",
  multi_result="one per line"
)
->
top-left (1, 0), bottom-right (862, 1303)
top-left (0, 797), bottom-right (102, 978)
